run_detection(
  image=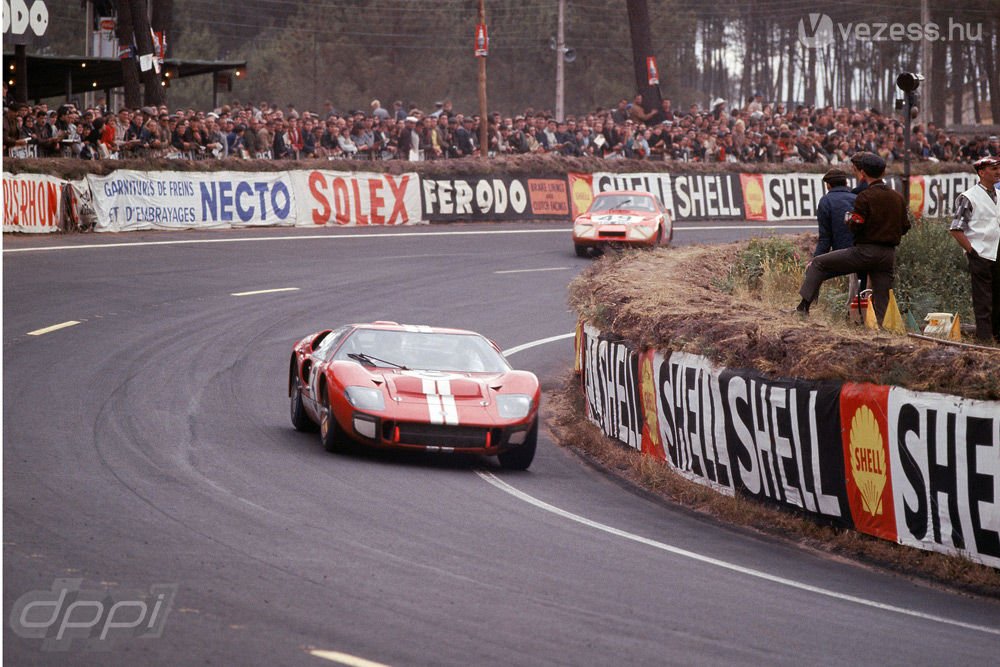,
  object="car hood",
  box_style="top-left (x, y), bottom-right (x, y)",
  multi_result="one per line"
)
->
top-left (383, 370), bottom-right (501, 403)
